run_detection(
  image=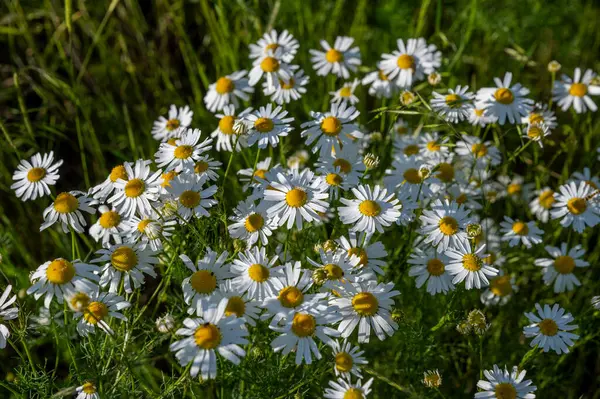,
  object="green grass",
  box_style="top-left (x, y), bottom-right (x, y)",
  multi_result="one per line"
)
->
top-left (1, 0), bottom-right (600, 397)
